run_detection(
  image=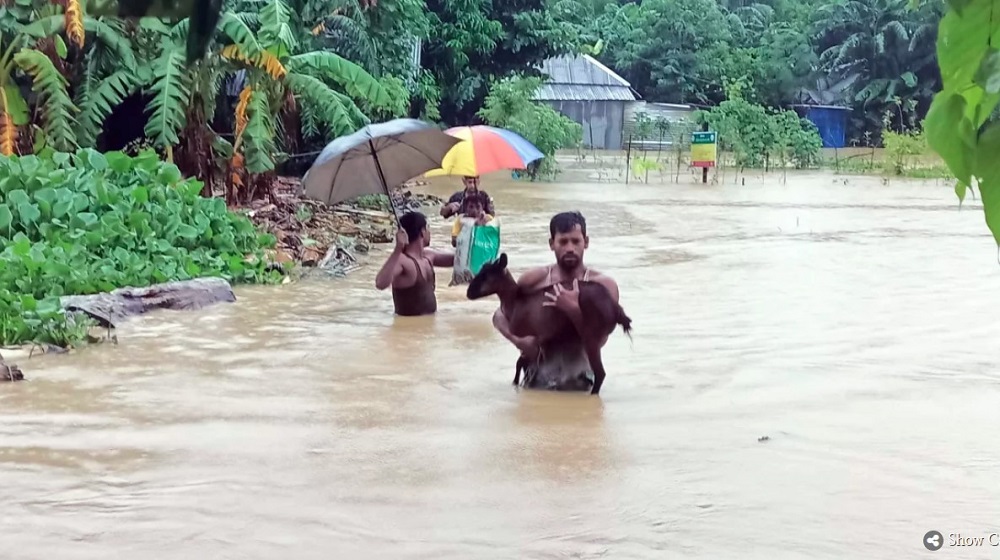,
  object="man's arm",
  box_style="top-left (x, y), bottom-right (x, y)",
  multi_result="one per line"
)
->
top-left (591, 273), bottom-right (620, 303)
top-left (492, 308), bottom-right (522, 345)
top-left (440, 192), bottom-right (463, 218)
top-left (427, 248), bottom-right (455, 268)
top-left (374, 248), bottom-right (407, 290)
top-left (492, 307), bottom-right (537, 356)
